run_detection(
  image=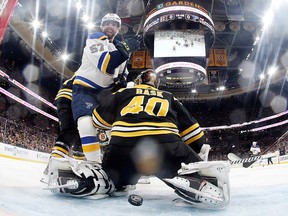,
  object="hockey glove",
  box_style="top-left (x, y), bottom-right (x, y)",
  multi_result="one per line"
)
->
top-left (115, 36), bottom-right (141, 59)
top-left (126, 35), bottom-right (141, 52)
top-left (112, 77), bottom-right (127, 91)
